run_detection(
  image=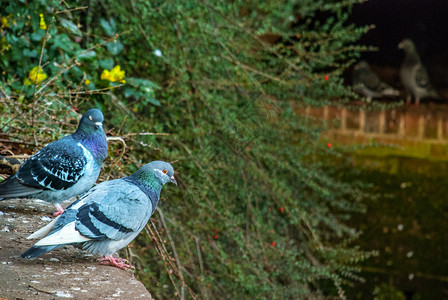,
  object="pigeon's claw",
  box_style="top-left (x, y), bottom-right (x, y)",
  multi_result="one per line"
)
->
top-left (53, 203), bottom-right (65, 217)
top-left (98, 256), bottom-right (135, 270)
